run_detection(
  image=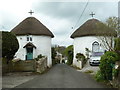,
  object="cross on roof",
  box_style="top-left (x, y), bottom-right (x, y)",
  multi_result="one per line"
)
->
top-left (28, 10), bottom-right (34, 15)
top-left (90, 12), bottom-right (95, 18)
